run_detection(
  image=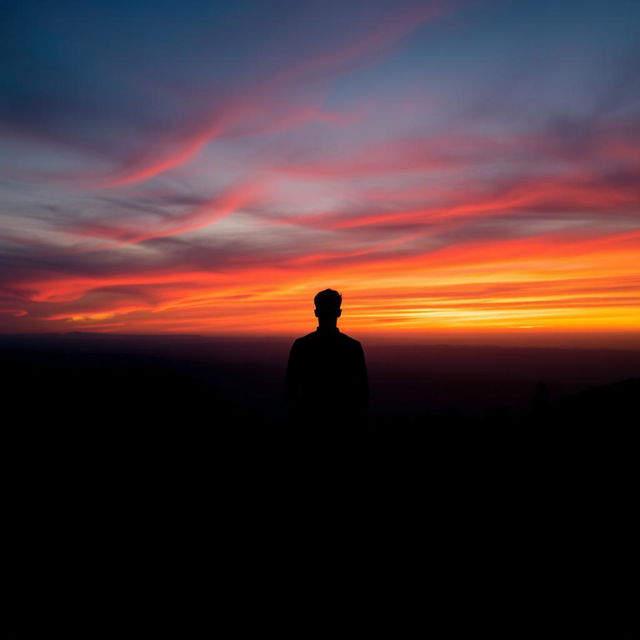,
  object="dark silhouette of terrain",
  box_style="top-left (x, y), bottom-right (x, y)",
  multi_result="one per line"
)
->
top-left (285, 289), bottom-right (368, 426)
top-left (524, 376), bottom-right (638, 427)
top-left (3, 332), bottom-right (638, 640)
top-left (1, 332), bottom-right (639, 430)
